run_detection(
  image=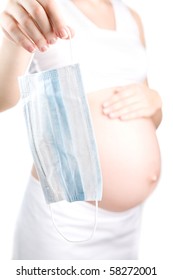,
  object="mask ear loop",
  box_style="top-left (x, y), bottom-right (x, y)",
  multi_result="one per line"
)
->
top-left (20, 30), bottom-right (99, 242)
top-left (48, 27), bottom-right (99, 243)
top-left (49, 201), bottom-right (98, 243)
